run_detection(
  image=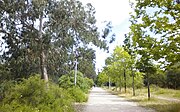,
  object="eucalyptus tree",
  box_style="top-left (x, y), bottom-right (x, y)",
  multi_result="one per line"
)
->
top-left (75, 47), bottom-right (96, 79)
top-left (0, 0), bottom-right (113, 82)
